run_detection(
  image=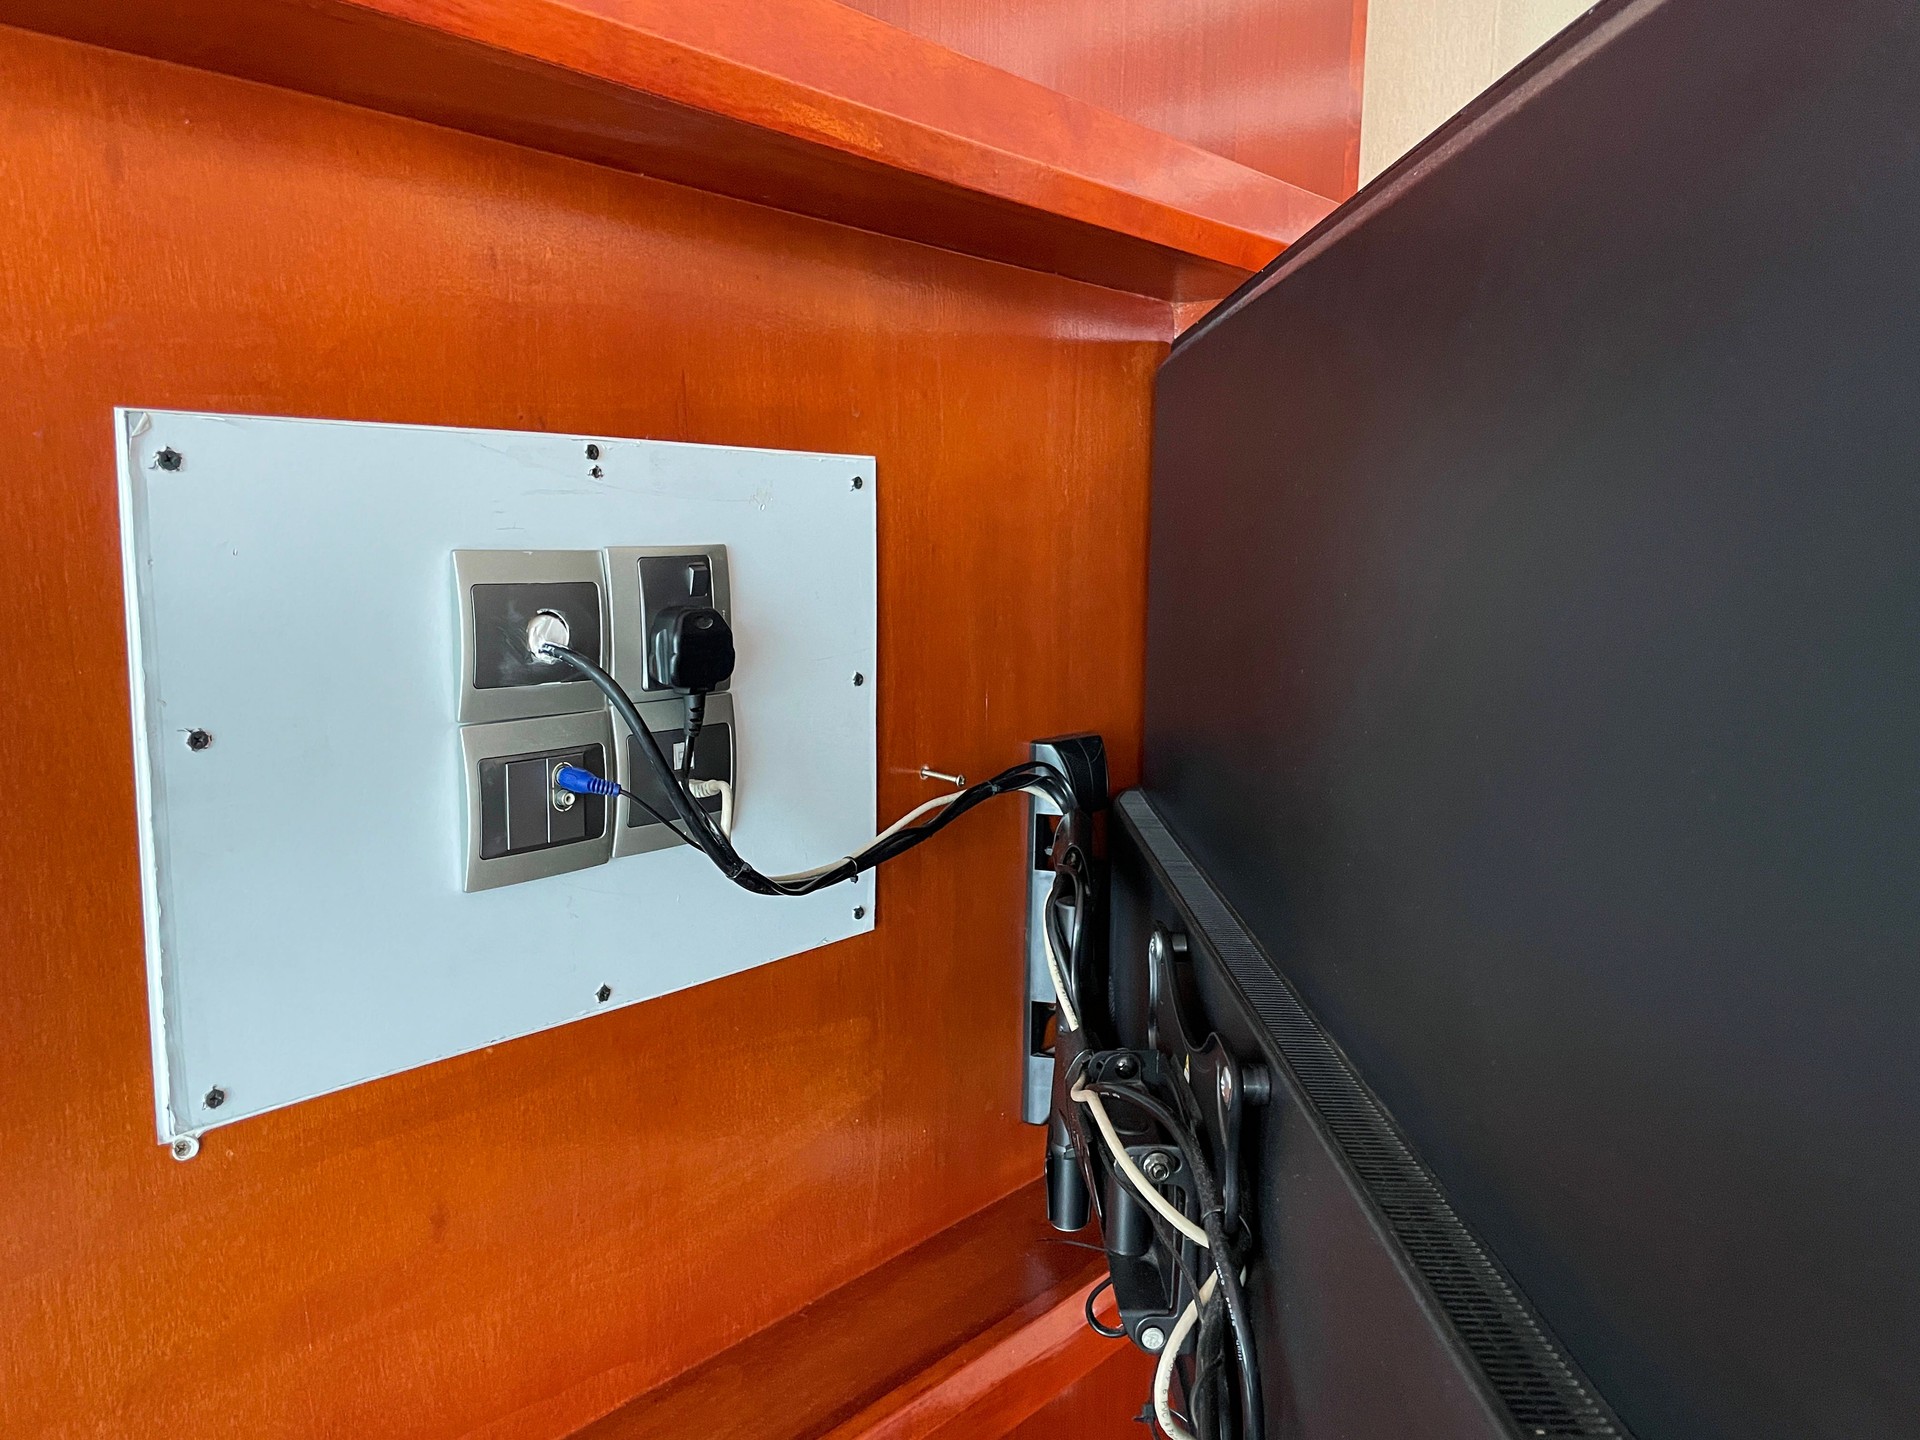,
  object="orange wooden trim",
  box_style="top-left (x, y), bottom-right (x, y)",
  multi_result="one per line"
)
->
top-left (823, 1280), bottom-right (1118, 1440)
top-left (566, 1183), bottom-right (1116, 1439)
top-left (0, 0), bottom-right (1335, 299)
